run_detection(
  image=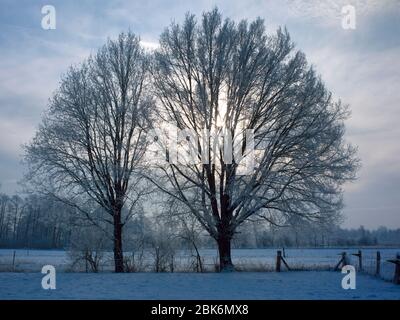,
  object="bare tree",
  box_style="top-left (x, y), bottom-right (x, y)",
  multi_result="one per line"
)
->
top-left (0, 193), bottom-right (10, 243)
top-left (68, 224), bottom-right (108, 272)
top-left (25, 32), bottom-right (153, 272)
top-left (178, 214), bottom-right (205, 272)
top-left (148, 218), bottom-right (177, 272)
top-left (9, 195), bottom-right (25, 242)
top-left (149, 9), bottom-right (359, 271)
